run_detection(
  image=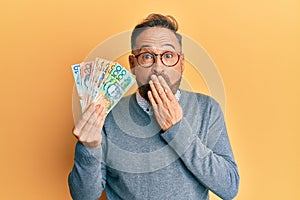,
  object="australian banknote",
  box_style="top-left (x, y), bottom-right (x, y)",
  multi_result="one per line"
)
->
top-left (71, 58), bottom-right (135, 113)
